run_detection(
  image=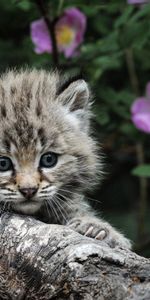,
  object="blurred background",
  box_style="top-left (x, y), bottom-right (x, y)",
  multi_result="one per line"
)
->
top-left (0, 0), bottom-right (150, 256)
